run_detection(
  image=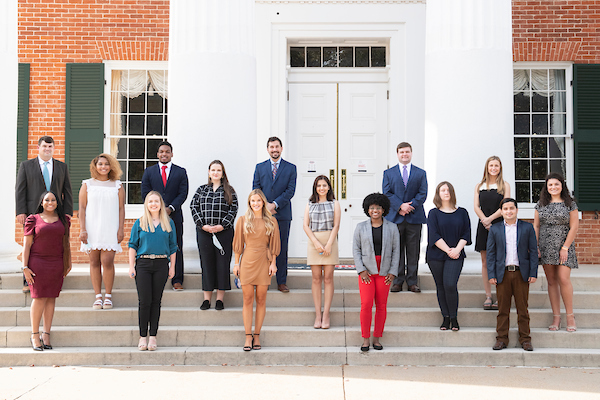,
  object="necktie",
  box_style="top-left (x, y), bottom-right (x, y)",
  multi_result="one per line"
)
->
top-left (272, 162), bottom-right (278, 180)
top-left (402, 165), bottom-right (408, 187)
top-left (43, 161), bottom-right (51, 191)
top-left (161, 165), bottom-right (167, 187)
